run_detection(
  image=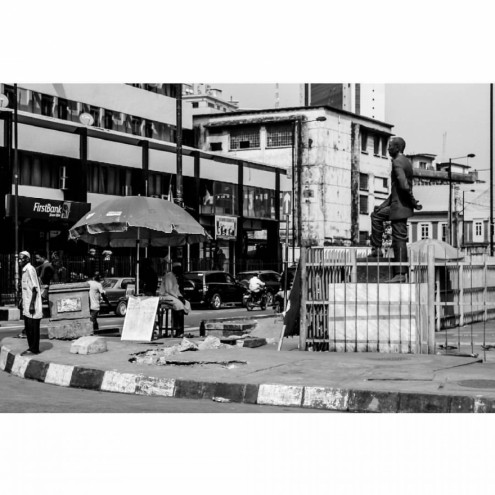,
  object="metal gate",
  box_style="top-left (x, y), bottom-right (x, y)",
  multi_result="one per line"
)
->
top-left (300, 247), bottom-right (495, 355)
